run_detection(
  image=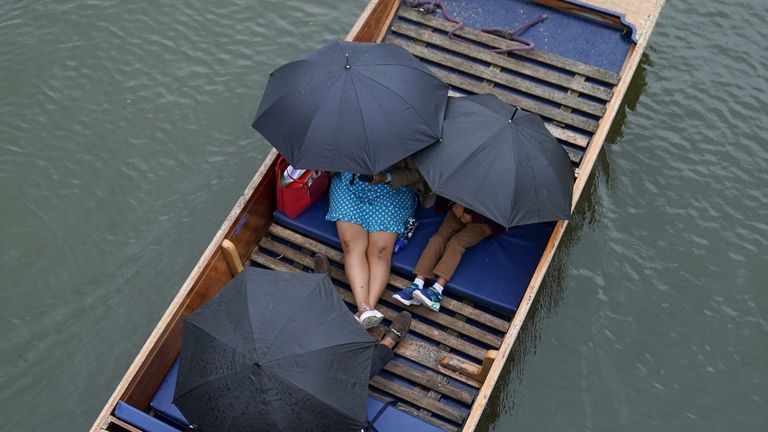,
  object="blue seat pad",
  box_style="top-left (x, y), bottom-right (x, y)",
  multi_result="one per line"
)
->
top-left (367, 397), bottom-right (445, 432)
top-left (114, 401), bottom-right (182, 432)
top-left (150, 358), bottom-right (189, 427)
top-left (152, 358), bottom-right (444, 431)
top-left (275, 193), bottom-right (554, 313)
